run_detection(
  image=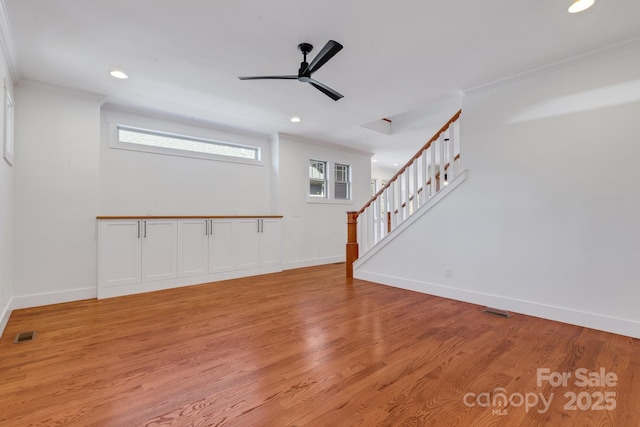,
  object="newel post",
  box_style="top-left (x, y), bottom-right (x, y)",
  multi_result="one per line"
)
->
top-left (346, 211), bottom-right (359, 278)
